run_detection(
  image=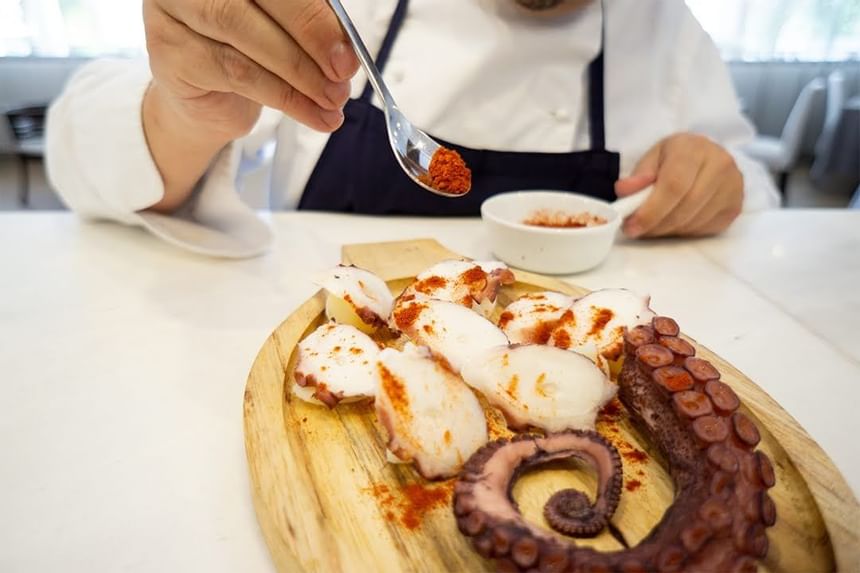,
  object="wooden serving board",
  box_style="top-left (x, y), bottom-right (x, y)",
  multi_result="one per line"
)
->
top-left (244, 239), bottom-right (859, 573)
